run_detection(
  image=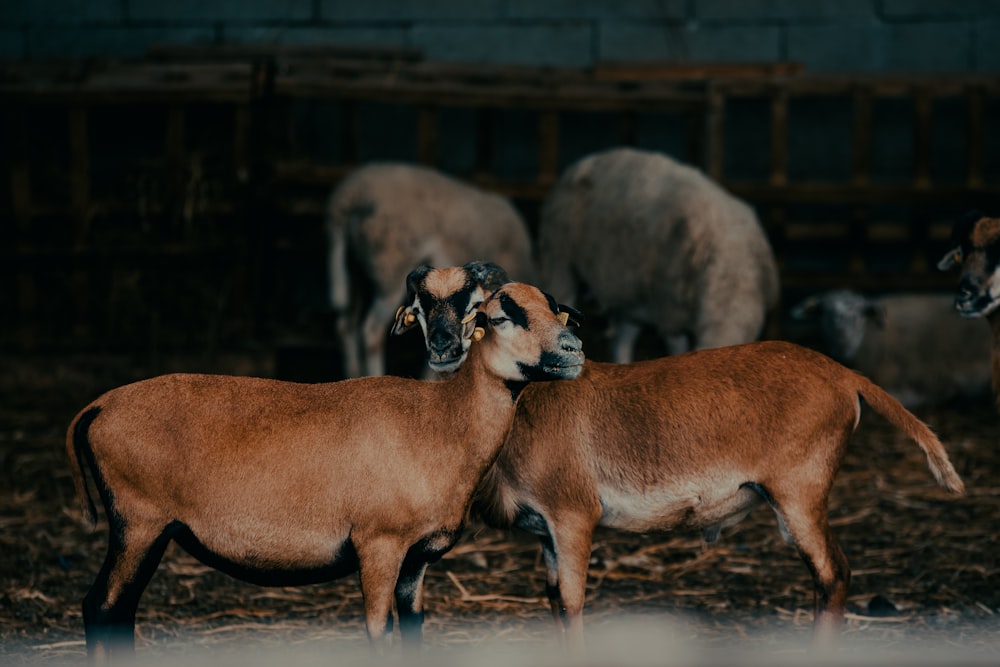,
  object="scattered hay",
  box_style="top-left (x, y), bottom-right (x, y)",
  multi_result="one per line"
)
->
top-left (2, 372), bottom-right (998, 665)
